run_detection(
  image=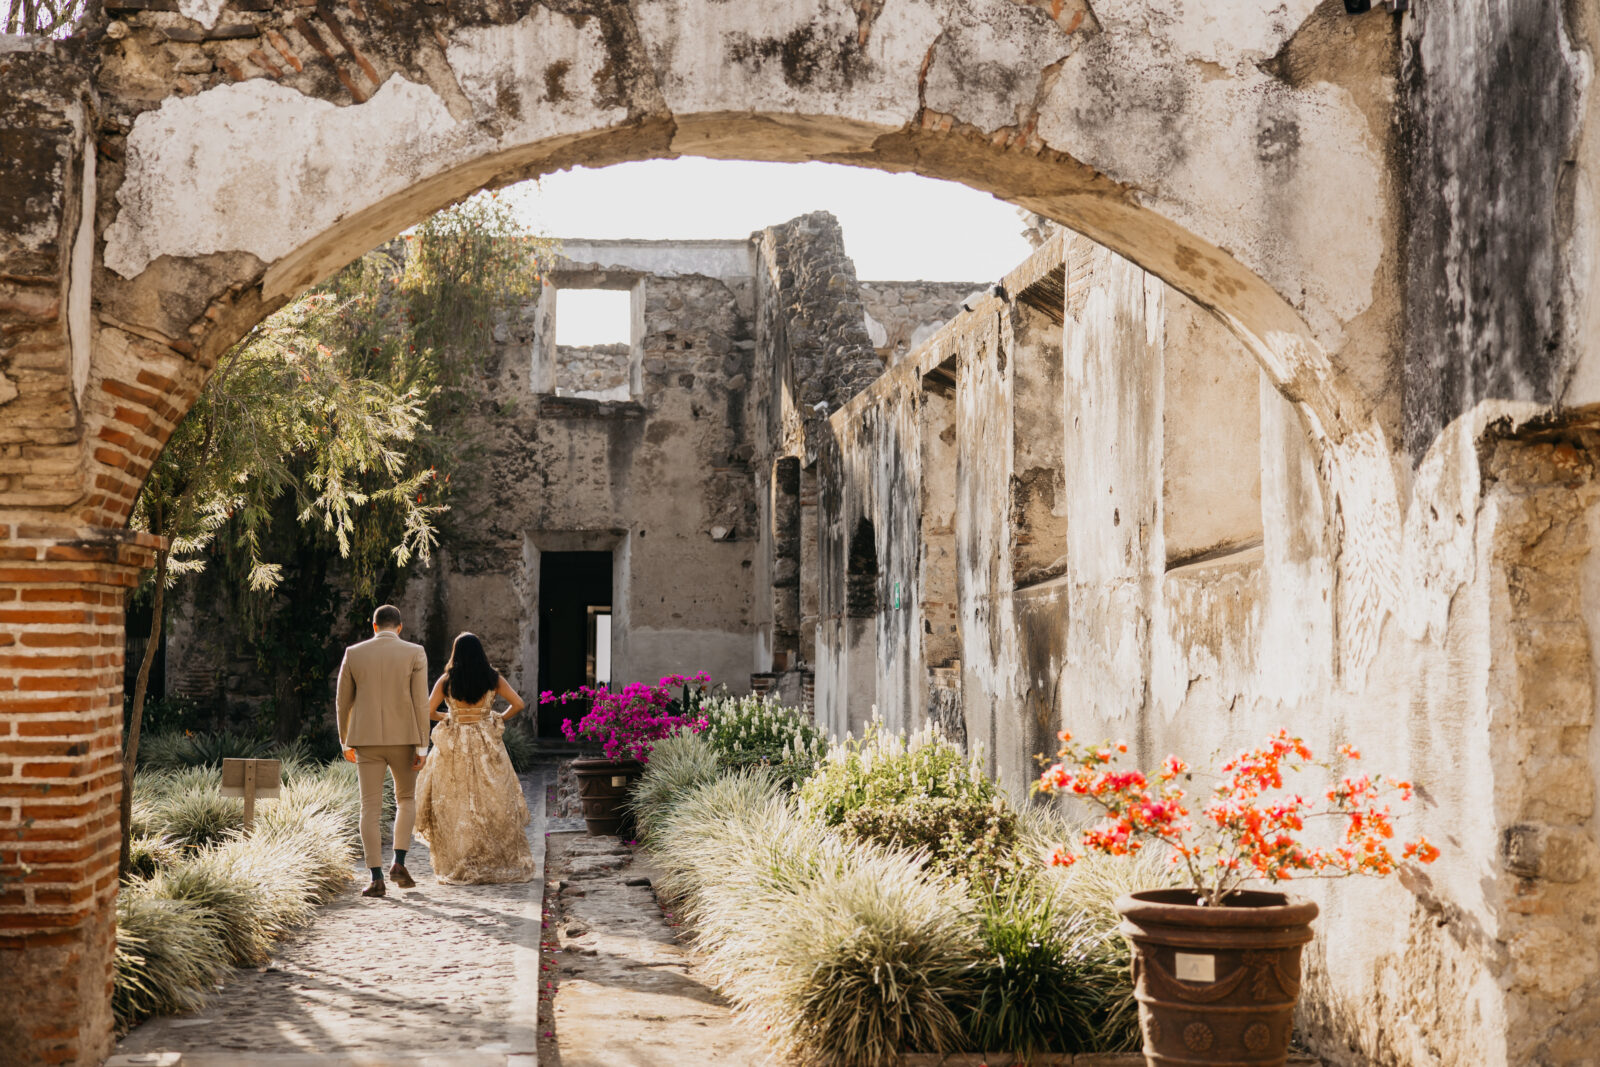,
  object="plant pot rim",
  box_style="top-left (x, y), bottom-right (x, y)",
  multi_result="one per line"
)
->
top-left (1115, 887), bottom-right (1319, 927)
top-left (571, 756), bottom-right (645, 771)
